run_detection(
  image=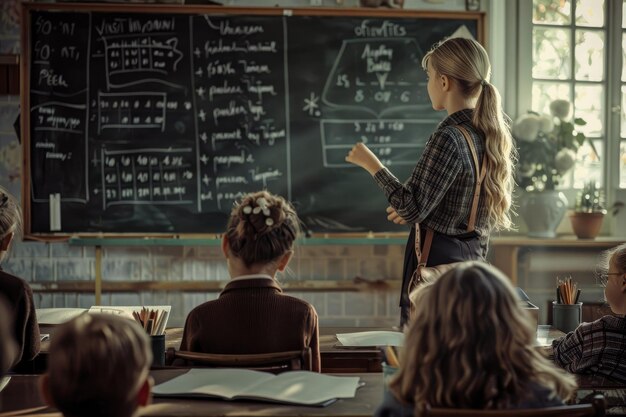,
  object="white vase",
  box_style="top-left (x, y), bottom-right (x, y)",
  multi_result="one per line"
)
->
top-left (519, 191), bottom-right (568, 238)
